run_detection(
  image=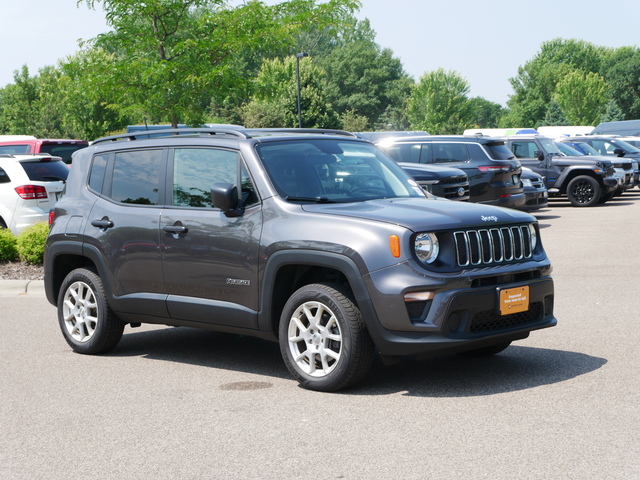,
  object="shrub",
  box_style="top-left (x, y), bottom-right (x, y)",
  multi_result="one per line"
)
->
top-left (0, 228), bottom-right (19, 261)
top-left (16, 222), bottom-right (49, 264)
